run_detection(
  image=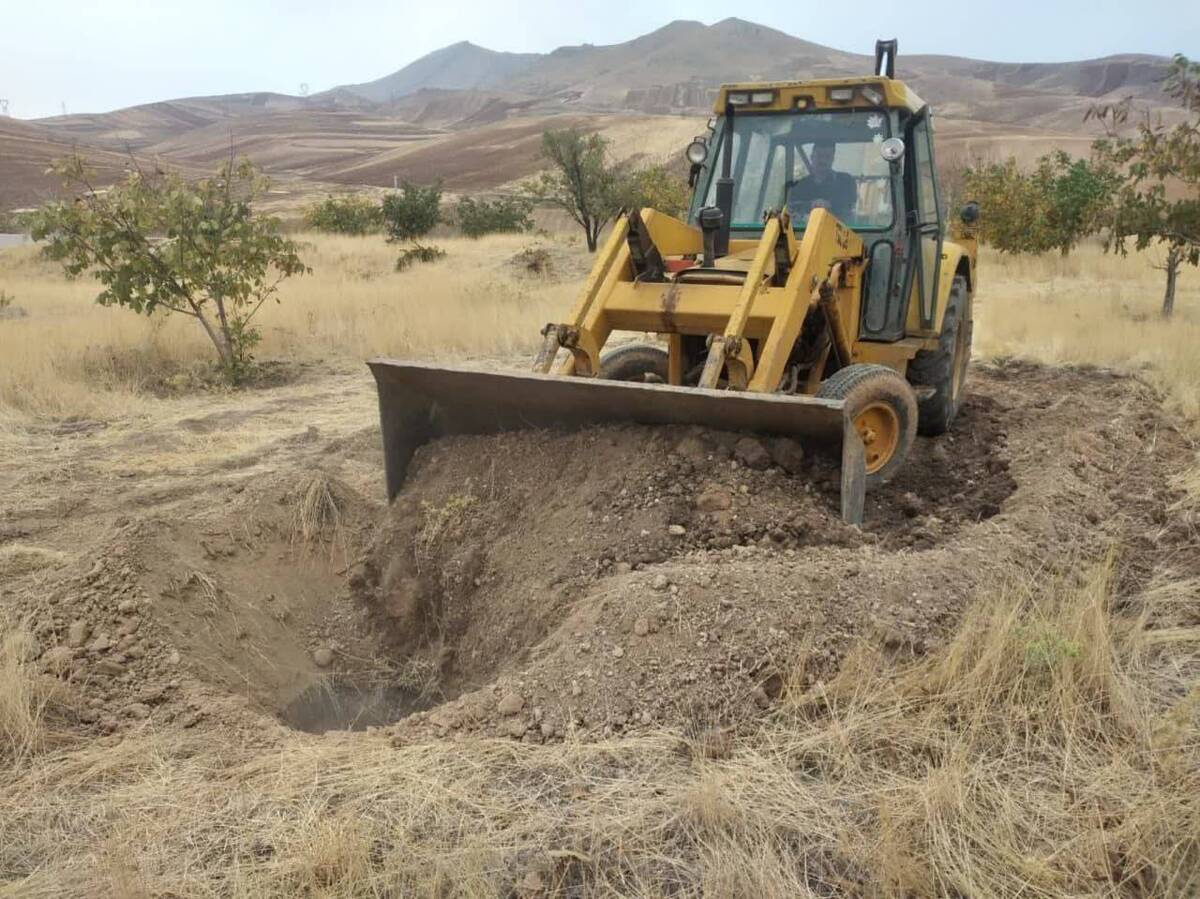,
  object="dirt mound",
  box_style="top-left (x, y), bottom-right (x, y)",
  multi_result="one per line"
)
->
top-left (340, 362), bottom-right (1190, 744)
top-left (8, 361), bottom-right (1193, 747)
top-left (345, 383), bottom-right (1023, 741)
